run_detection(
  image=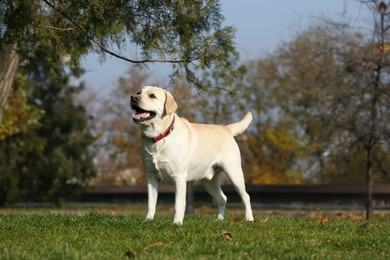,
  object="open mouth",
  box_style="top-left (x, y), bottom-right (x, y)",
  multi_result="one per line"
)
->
top-left (131, 104), bottom-right (156, 123)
